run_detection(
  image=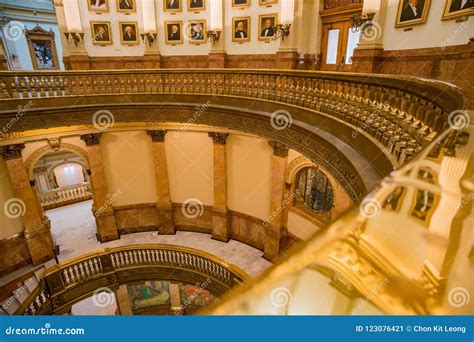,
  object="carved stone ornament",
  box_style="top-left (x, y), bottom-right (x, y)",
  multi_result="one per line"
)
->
top-left (147, 130), bottom-right (167, 142)
top-left (269, 141), bottom-right (289, 157)
top-left (80, 133), bottom-right (101, 146)
top-left (208, 132), bottom-right (229, 145)
top-left (0, 143), bottom-right (25, 160)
